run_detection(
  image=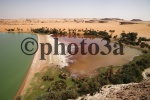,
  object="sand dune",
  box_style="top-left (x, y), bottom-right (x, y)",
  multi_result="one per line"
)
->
top-left (0, 19), bottom-right (150, 38)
